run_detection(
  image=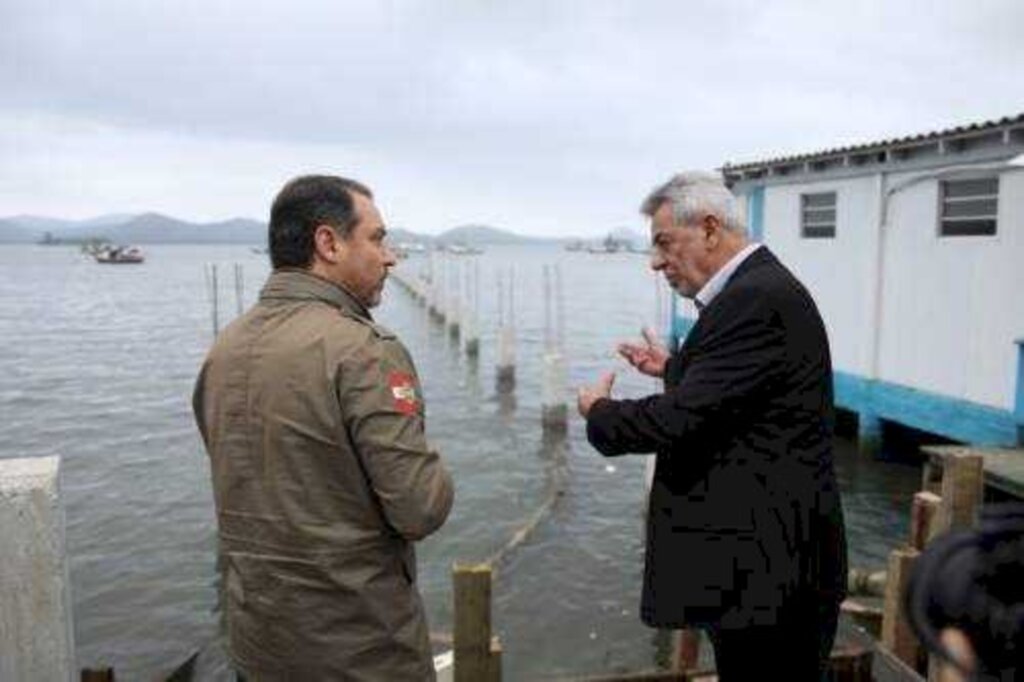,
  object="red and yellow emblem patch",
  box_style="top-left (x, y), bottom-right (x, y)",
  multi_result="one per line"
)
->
top-left (388, 371), bottom-right (419, 415)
